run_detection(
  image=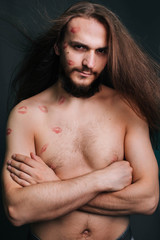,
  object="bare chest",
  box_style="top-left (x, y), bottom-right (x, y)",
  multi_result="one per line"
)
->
top-left (35, 115), bottom-right (125, 179)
